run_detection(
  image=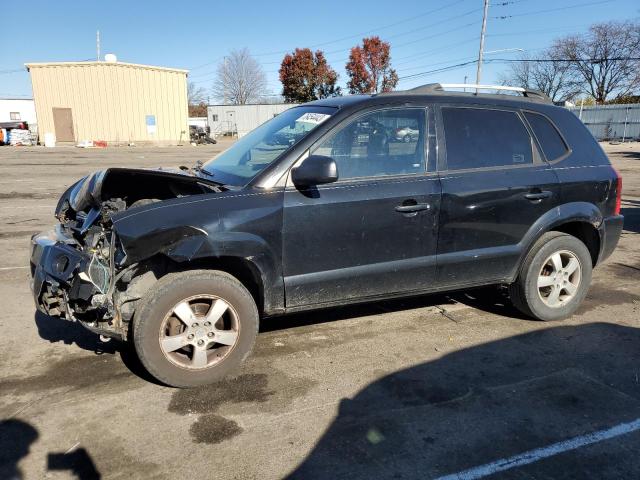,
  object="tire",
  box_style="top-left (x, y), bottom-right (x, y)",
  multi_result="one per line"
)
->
top-left (403, 133), bottom-right (412, 143)
top-left (509, 232), bottom-right (592, 321)
top-left (132, 270), bottom-right (258, 387)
